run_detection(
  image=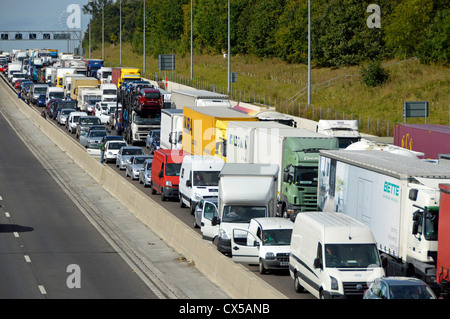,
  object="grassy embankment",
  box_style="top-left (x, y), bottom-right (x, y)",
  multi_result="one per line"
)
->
top-left (93, 43), bottom-right (449, 136)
